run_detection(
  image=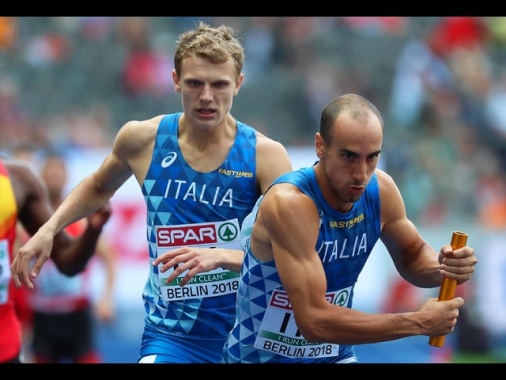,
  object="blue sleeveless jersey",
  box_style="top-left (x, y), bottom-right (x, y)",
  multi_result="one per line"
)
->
top-left (223, 165), bottom-right (381, 363)
top-left (141, 113), bottom-right (259, 341)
